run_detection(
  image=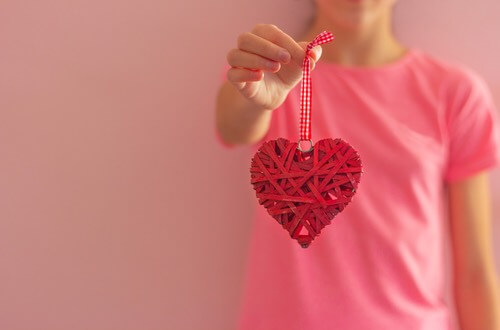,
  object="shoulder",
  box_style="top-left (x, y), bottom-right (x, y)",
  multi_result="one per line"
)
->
top-left (414, 49), bottom-right (494, 114)
top-left (411, 49), bottom-right (492, 104)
